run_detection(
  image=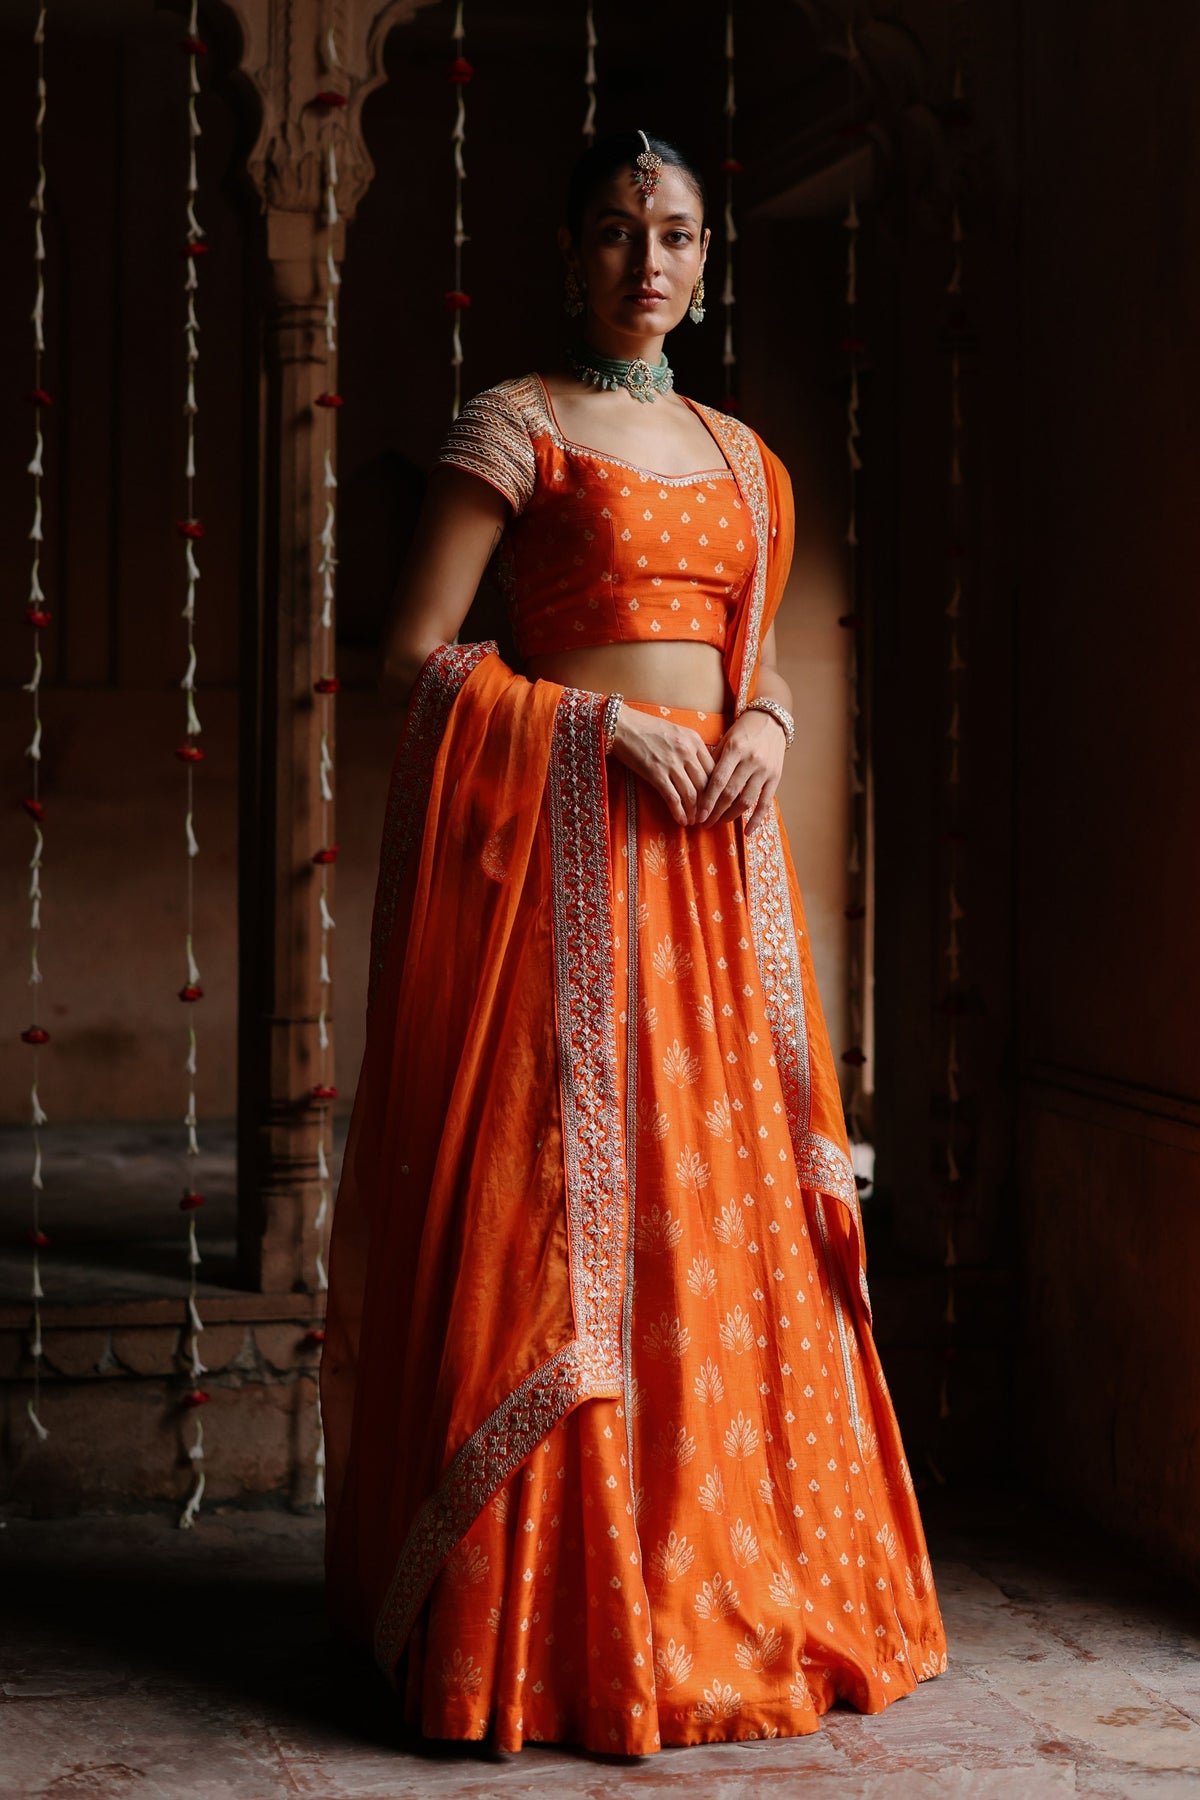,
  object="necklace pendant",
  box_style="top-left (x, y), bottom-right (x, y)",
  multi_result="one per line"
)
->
top-left (625, 357), bottom-right (657, 403)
